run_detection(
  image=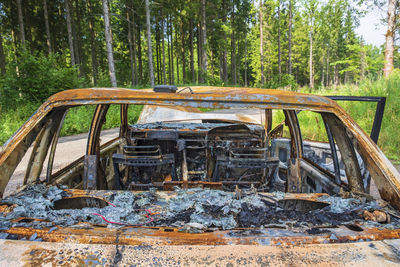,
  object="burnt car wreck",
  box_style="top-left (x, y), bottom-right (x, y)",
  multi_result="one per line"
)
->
top-left (0, 86), bottom-right (400, 265)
